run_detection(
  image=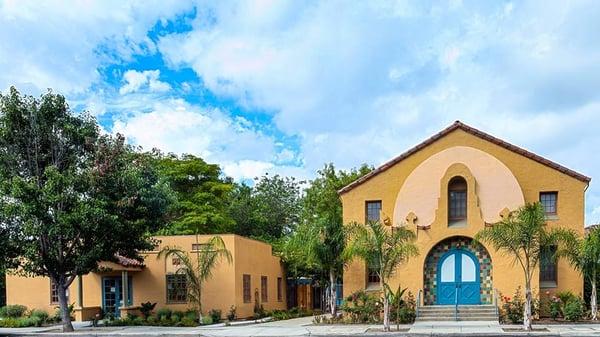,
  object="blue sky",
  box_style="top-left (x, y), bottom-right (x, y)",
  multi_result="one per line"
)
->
top-left (1, 0), bottom-right (600, 224)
